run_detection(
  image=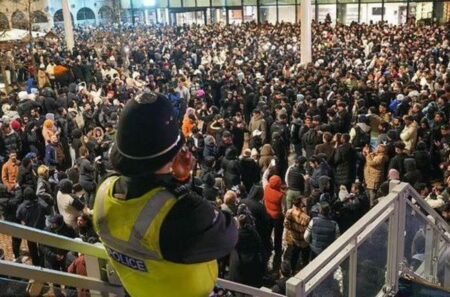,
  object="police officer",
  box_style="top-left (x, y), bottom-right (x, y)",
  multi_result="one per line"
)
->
top-left (93, 89), bottom-right (238, 297)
